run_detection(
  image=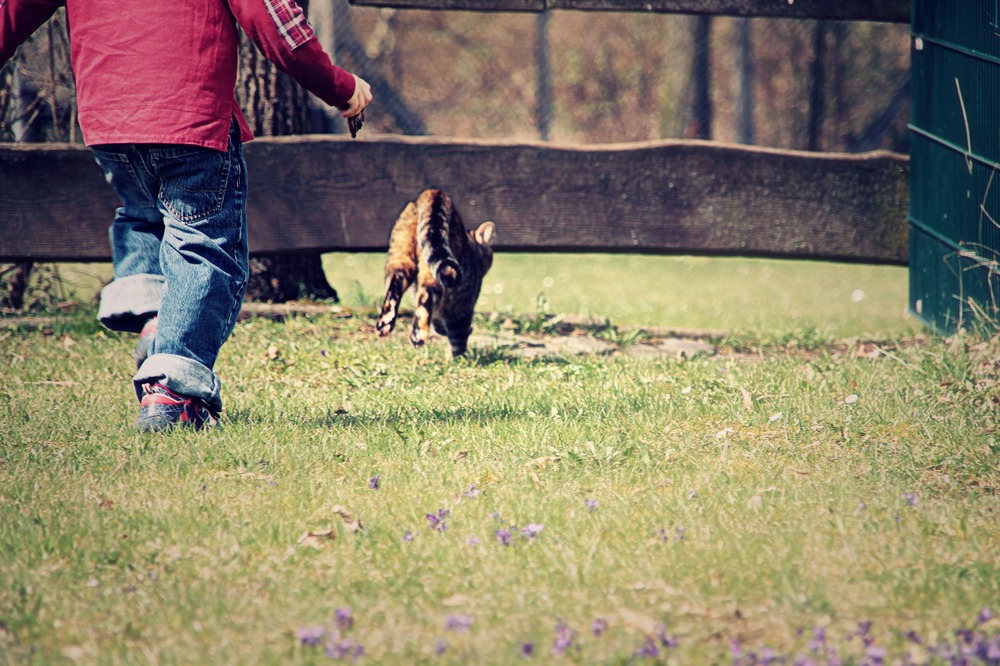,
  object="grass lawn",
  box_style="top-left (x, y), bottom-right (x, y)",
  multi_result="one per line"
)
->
top-left (1, 255), bottom-right (997, 664)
